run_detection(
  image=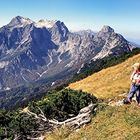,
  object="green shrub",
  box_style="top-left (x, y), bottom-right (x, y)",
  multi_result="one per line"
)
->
top-left (29, 88), bottom-right (97, 121)
top-left (0, 88), bottom-right (97, 139)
